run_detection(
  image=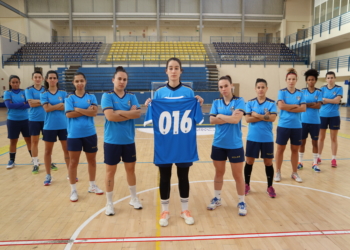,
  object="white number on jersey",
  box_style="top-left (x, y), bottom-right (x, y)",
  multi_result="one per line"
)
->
top-left (158, 110), bottom-right (192, 135)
